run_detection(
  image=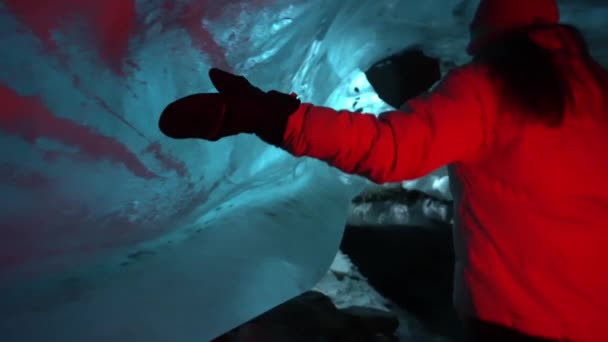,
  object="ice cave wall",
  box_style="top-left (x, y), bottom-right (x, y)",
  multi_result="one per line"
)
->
top-left (0, 0), bottom-right (607, 341)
